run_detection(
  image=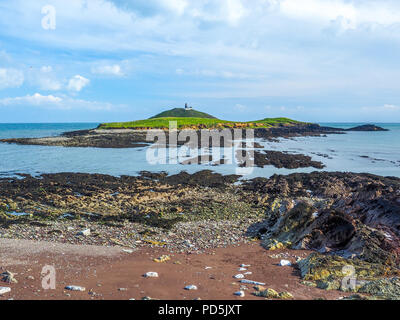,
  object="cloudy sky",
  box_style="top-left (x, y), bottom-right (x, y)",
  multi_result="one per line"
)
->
top-left (0, 0), bottom-right (400, 123)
